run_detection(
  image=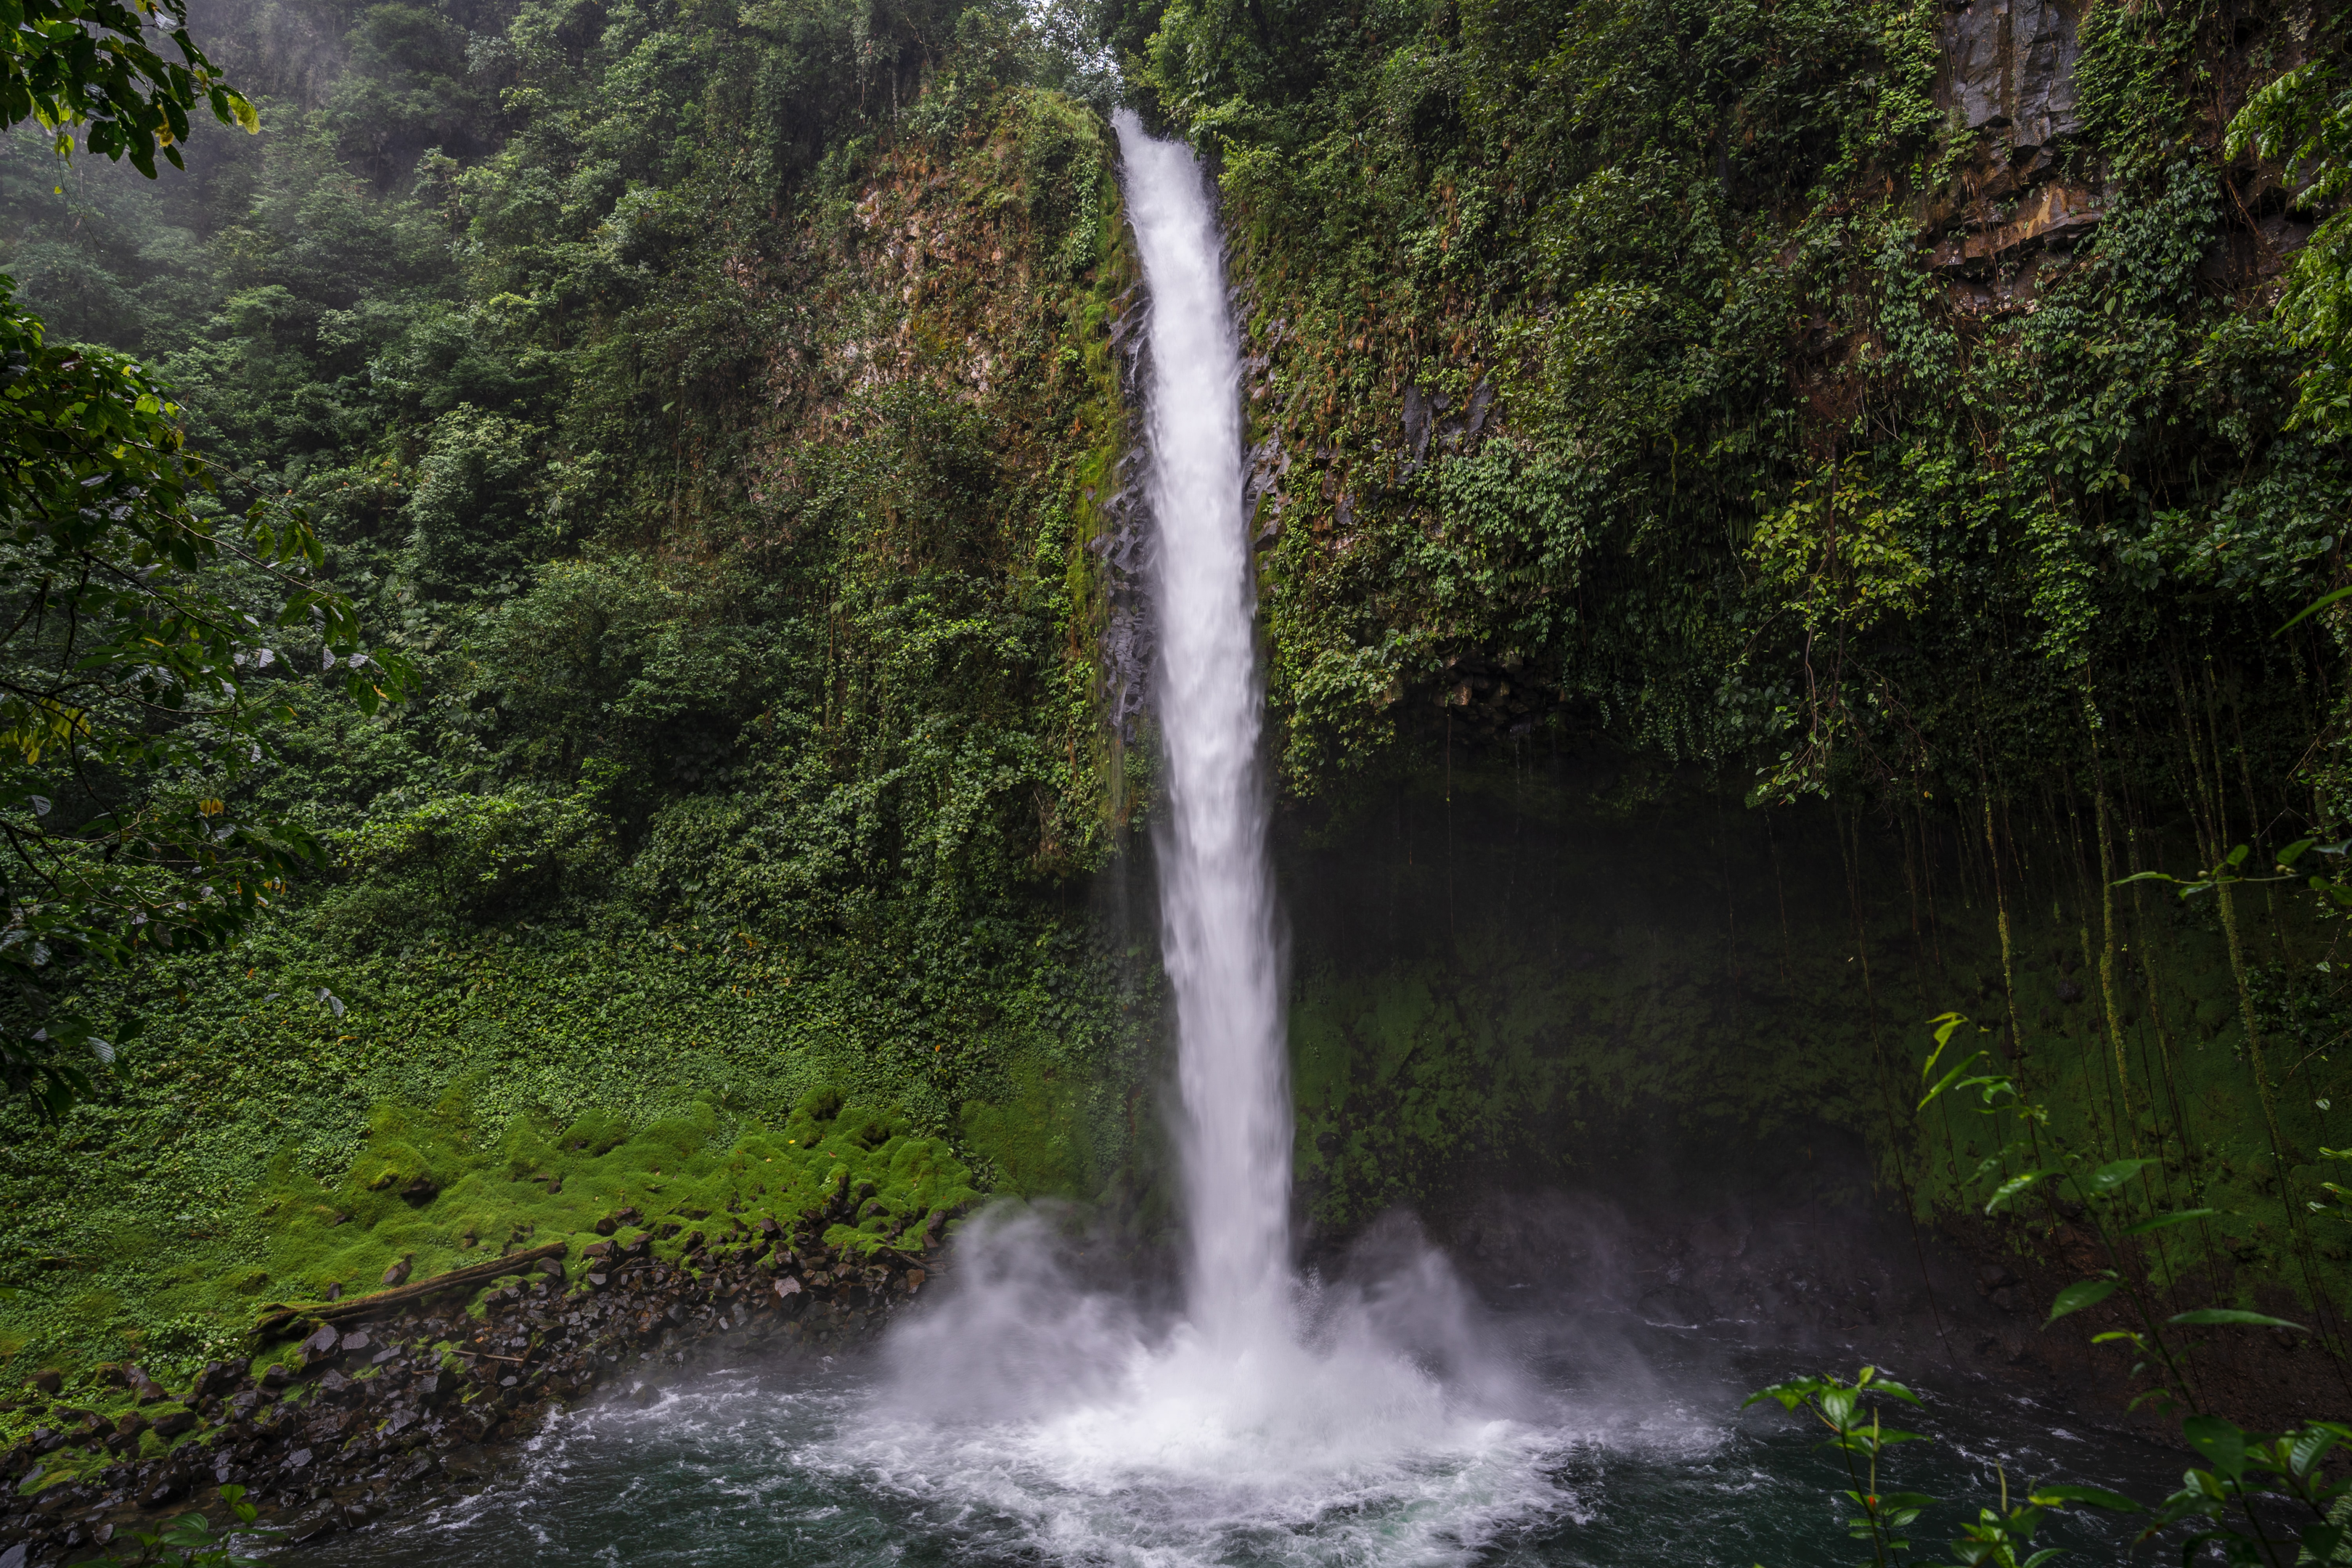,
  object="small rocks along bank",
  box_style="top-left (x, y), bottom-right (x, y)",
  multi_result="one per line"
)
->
top-left (0, 1213), bottom-right (943, 1562)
